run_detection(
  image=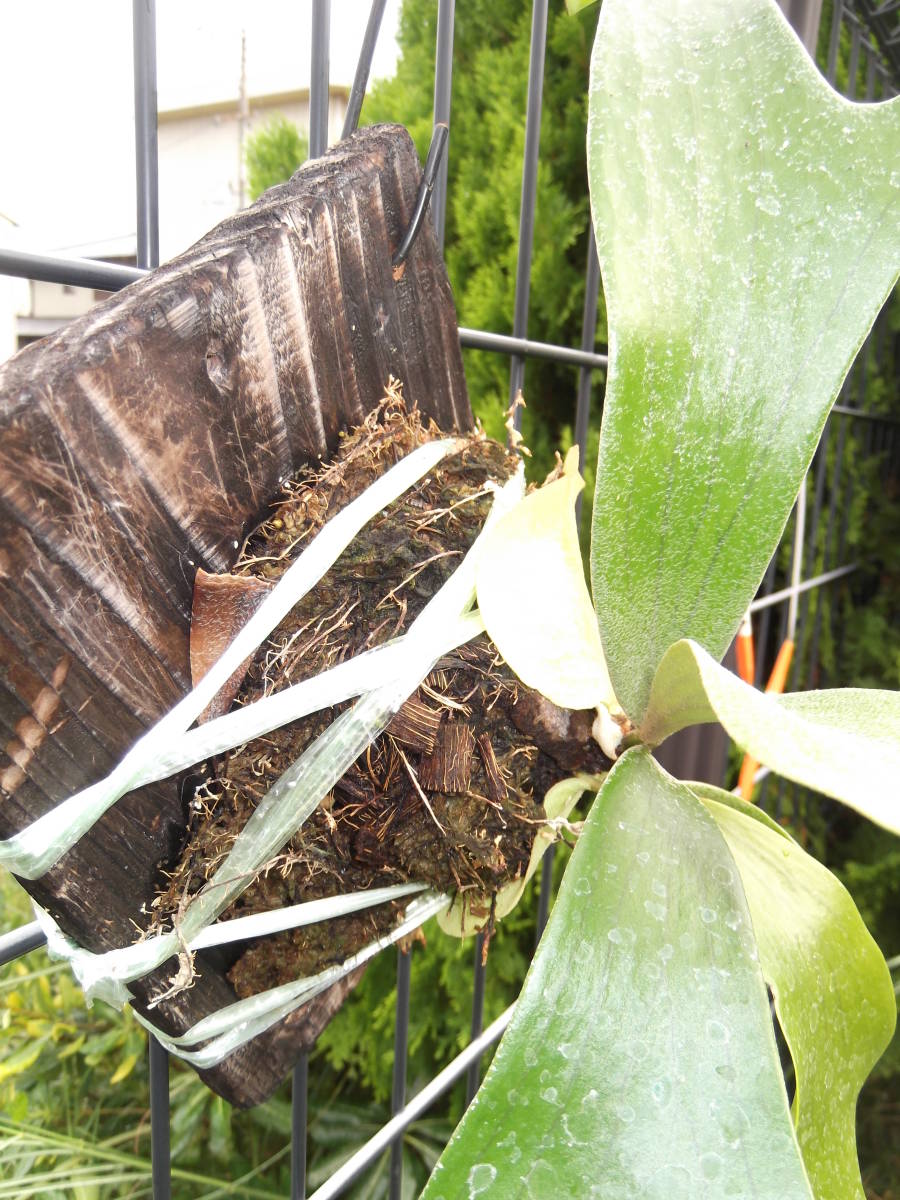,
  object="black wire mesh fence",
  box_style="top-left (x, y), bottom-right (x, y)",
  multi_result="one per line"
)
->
top-left (0, 2), bottom-right (897, 1197)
